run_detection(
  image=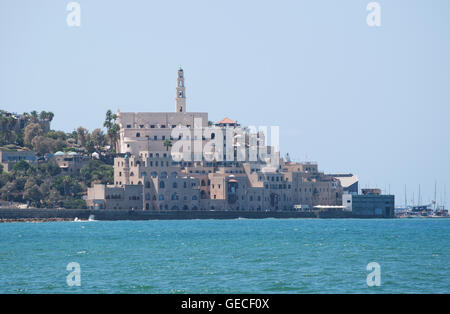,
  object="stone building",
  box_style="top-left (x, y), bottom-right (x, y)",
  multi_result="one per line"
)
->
top-left (52, 151), bottom-right (89, 175)
top-left (87, 68), bottom-right (344, 211)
